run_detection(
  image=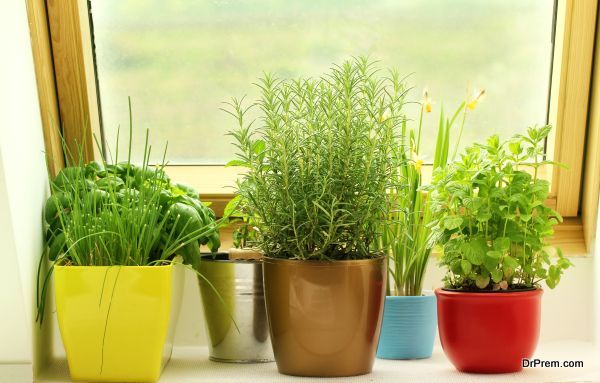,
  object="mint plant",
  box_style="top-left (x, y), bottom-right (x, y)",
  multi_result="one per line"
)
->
top-left (429, 126), bottom-right (572, 290)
